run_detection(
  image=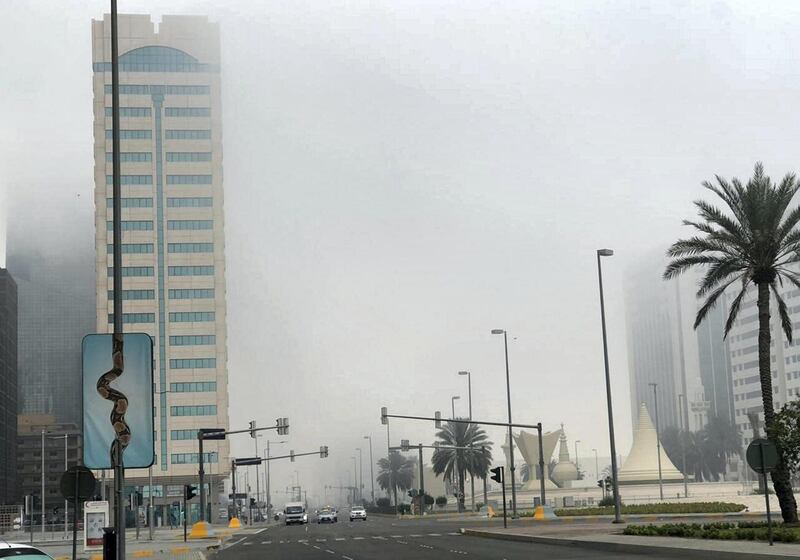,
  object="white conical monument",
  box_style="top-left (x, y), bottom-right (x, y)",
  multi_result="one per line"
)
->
top-left (618, 403), bottom-right (684, 485)
top-left (551, 424), bottom-right (579, 488)
top-left (502, 430), bottom-right (561, 490)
